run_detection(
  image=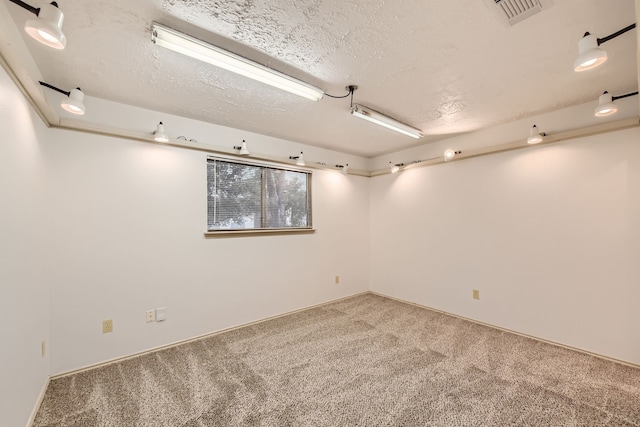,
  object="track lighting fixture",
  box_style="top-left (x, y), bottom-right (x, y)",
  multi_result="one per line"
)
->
top-left (335, 164), bottom-right (349, 175)
top-left (527, 125), bottom-right (546, 144)
top-left (444, 149), bottom-right (461, 162)
top-left (153, 122), bottom-right (169, 142)
top-left (594, 91), bottom-right (639, 117)
top-left (151, 23), bottom-right (324, 101)
top-left (39, 81), bottom-right (85, 115)
top-left (289, 152), bottom-right (305, 166)
top-left (574, 24), bottom-right (636, 72)
top-left (233, 140), bottom-right (250, 155)
top-left (8, 0), bottom-right (66, 49)
top-left (389, 162), bottom-right (403, 173)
